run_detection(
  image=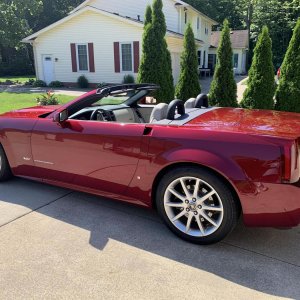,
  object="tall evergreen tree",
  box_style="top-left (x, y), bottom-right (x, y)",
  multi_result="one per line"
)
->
top-left (275, 19), bottom-right (300, 112)
top-left (209, 19), bottom-right (237, 107)
top-left (144, 4), bottom-right (152, 25)
top-left (137, 0), bottom-right (174, 102)
top-left (175, 23), bottom-right (201, 101)
top-left (241, 26), bottom-right (275, 109)
top-left (137, 6), bottom-right (153, 84)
